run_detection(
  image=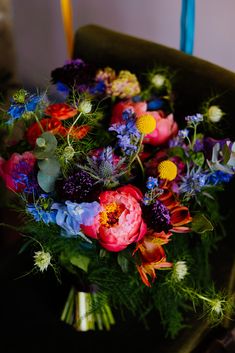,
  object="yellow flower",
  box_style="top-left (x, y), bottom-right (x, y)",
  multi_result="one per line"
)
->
top-left (158, 160), bottom-right (177, 181)
top-left (136, 114), bottom-right (156, 134)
